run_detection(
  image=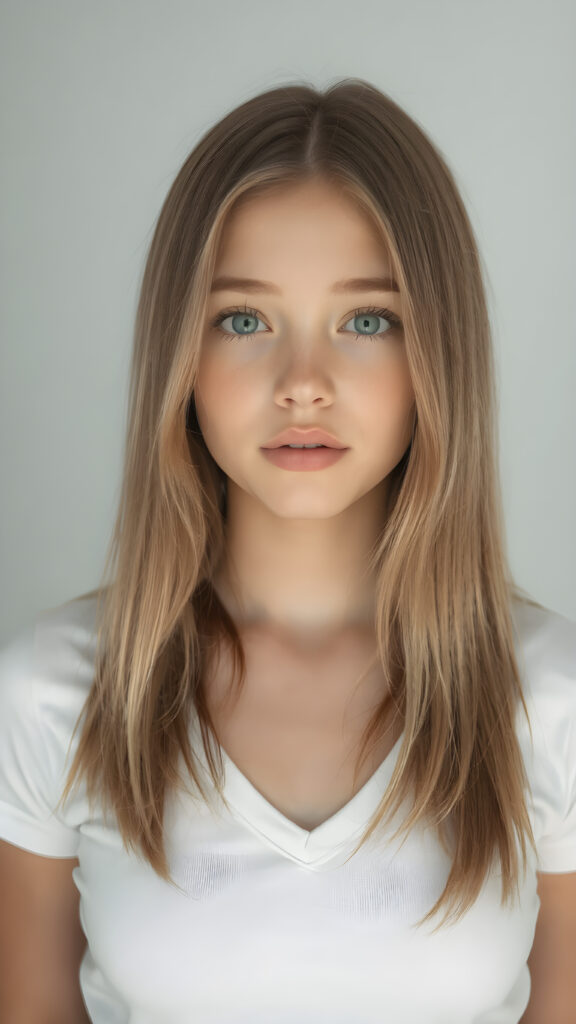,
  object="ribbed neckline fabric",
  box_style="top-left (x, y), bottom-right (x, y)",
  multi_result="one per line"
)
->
top-left (190, 715), bottom-right (405, 869)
